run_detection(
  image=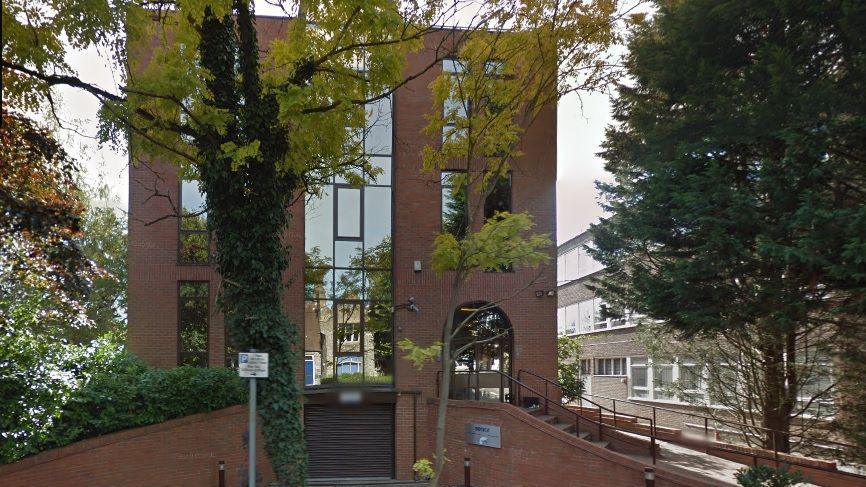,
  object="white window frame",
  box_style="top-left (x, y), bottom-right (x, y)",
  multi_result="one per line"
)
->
top-left (595, 357), bottom-right (627, 376)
